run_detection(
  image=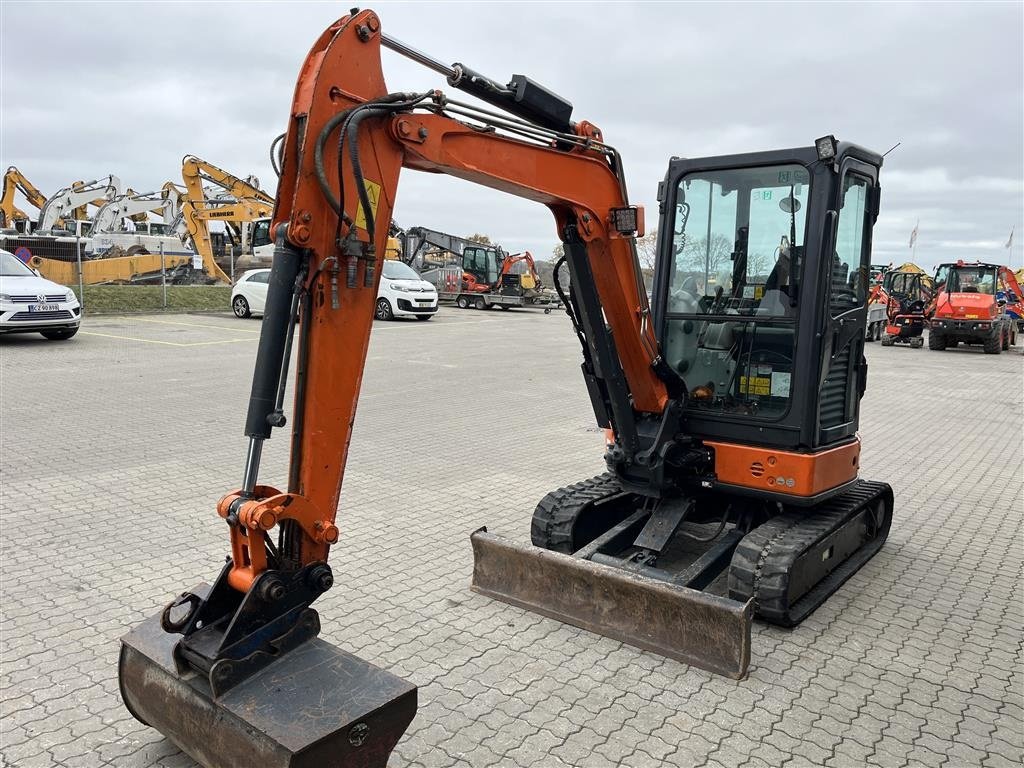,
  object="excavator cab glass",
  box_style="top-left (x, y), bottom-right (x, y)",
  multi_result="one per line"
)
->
top-left (251, 218), bottom-right (272, 249)
top-left (662, 163), bottom-right (810, 419)
top-left (462, 245), bottom-right (499, 286)
top-left (653, 143), bottom-right (881, 448)
top-left (942, 265), bottom-right (997, 294)
top-left (884, 271), bottom-right (928, 303)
